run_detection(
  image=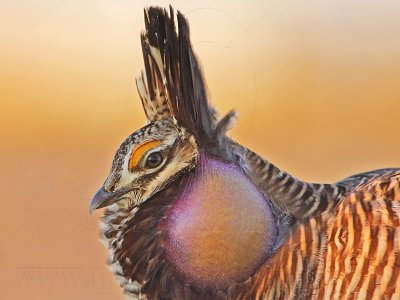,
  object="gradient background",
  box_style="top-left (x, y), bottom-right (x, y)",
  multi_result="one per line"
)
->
top-left (1, 1), bottom-right (400, 299)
